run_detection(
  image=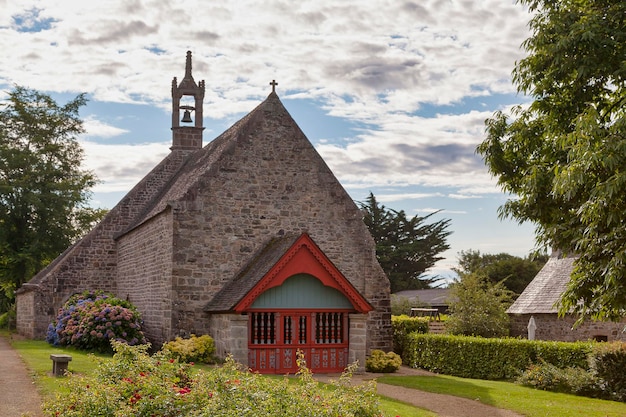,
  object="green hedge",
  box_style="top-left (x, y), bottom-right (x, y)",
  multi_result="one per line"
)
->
top-left (404, 333), bottom-right (593, 380)
top-left (391, 315), bottom-right (429, 359)
top-left (590, 342), bottom-right (626, 401)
